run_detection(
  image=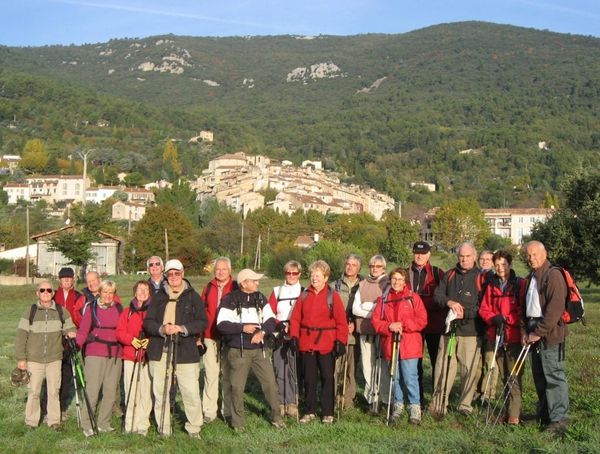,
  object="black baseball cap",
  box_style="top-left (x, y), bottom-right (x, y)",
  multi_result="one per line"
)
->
top-left (412, 241), bottom-right (431, 254)
top-left (58, 267), bottom-right (75, 278)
